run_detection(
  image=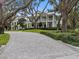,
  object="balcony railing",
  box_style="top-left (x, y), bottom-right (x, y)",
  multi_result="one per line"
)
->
top-left (37, 19), bottom-right (53, 22)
